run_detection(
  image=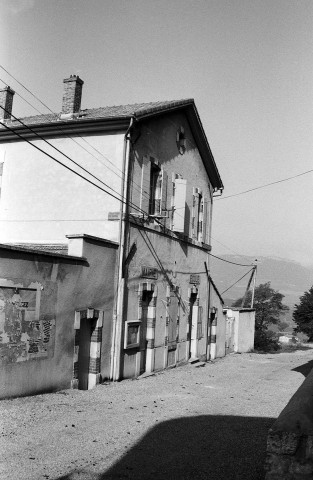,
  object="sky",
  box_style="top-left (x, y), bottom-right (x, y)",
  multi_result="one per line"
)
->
top-left (1, 0), bottom-right (313, 266)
